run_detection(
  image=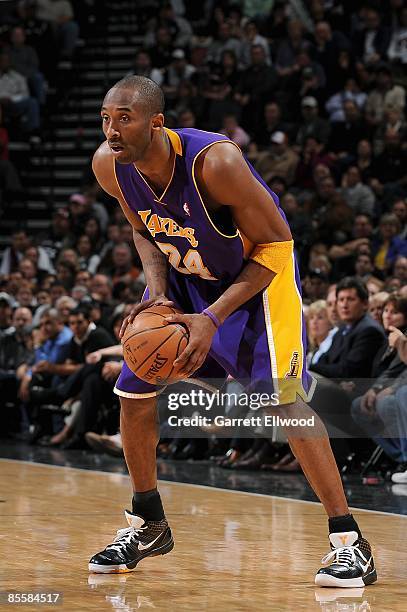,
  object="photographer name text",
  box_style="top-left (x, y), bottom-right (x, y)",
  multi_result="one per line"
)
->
top-left (167, 415), bottom-right (315, 428)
